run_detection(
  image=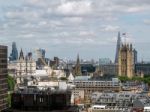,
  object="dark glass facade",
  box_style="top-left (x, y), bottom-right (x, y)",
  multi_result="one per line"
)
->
top-left (9, 42), bottom-right (18, 61)
top-left (0, 45), bottom-right (8, 111)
